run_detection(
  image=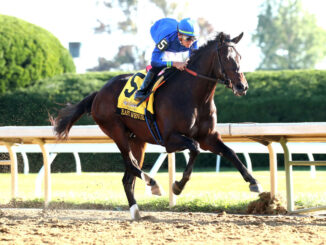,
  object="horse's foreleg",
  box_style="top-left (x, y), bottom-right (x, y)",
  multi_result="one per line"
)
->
top-left (165, 134), bottom-right (200, 195)
top-left (122, 171), bottom-right (140, 220)
top-left (172, 149), bottom-right (200, 195)
top-left (200, 132), bottom-right (263, 193)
